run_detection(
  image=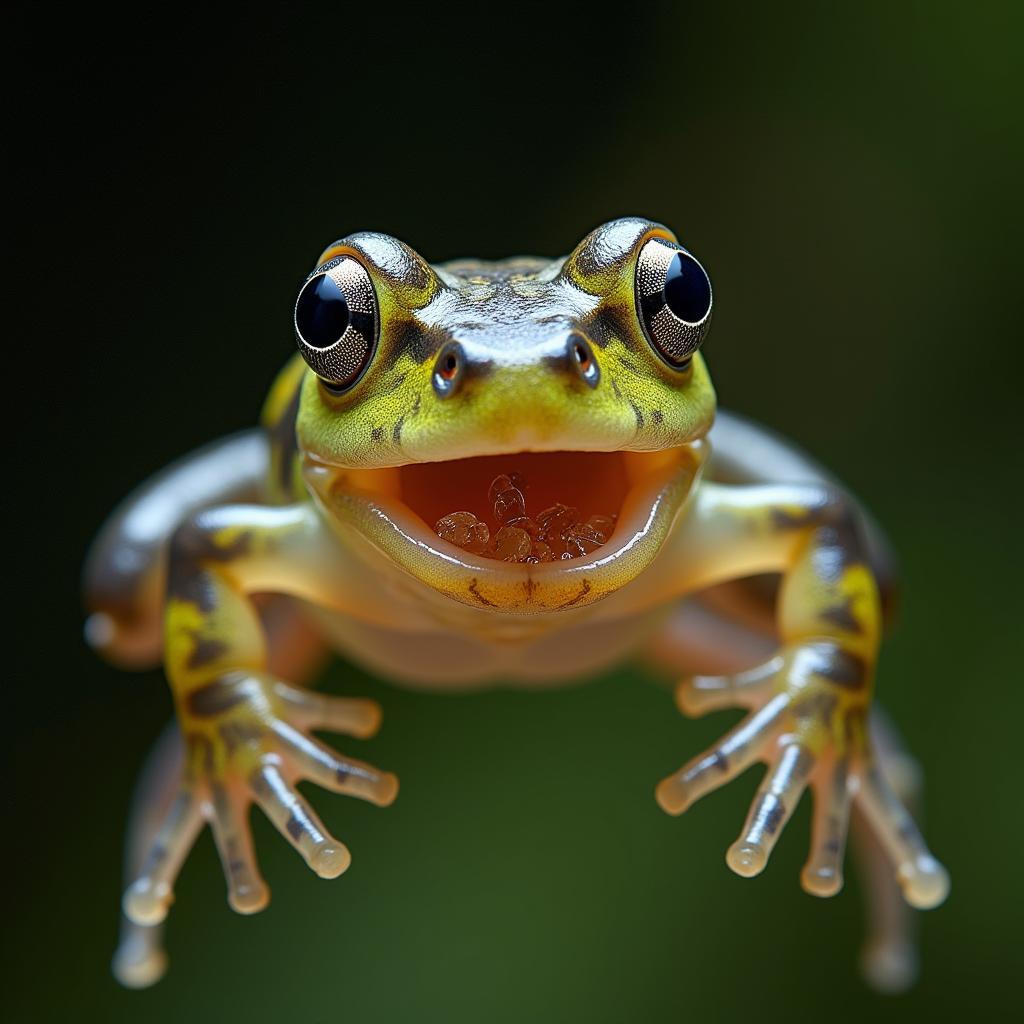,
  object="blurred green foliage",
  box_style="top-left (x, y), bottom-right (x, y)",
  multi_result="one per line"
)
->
top-left (10, 2), bottom-right (1021, 1020)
